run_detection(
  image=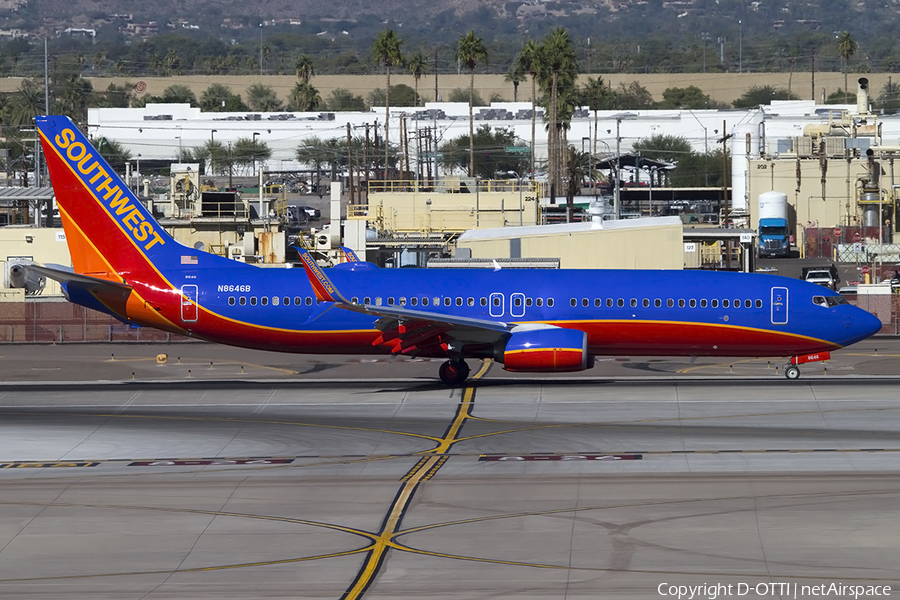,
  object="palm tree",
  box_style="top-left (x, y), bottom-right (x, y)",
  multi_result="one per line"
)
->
top-left (295, 55), bottom-right (315, 84)
top-left (517, 40), bottom-right (543, 177)
top-left (580, 76), bottom-right (610, 188)
top-left (504, 62), bottom-right (526, 102)
top-left (8, 79), bottom-right (44, 126)
top-left (372, 29), bottom-right (403, 178)
top-left (407, 52), bottom-right (428, 107)
top-left (539, 28), bottom-right (579, 196)
top-left (288, 82), bottom-right (323, 111)
top-left (455, 31), bottom-right (488, 178)
top-left (246, 83), bottom-right (282, 111)
top-left (837, 32), bottom-right (858, 104)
